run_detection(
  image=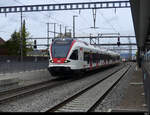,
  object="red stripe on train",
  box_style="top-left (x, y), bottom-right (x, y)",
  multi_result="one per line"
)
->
top-left (50, 44), bottom-right (52, 58)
